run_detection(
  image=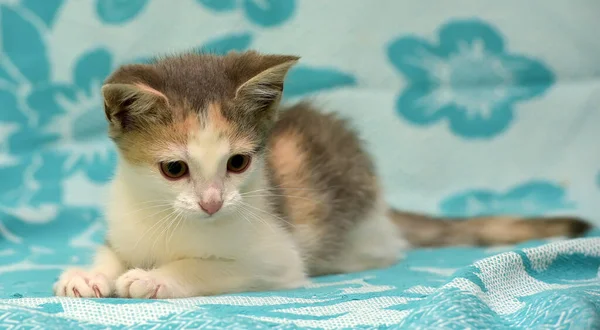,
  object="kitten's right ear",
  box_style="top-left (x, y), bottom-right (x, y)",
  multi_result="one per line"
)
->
top-left (232, 54), bottom-right (299, 122)
top-left (101, 82), bottom-right (169, 133)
